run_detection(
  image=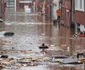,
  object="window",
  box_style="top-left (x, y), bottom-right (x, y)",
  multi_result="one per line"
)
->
top-left (7, 0), bottom-right (14, 8)
top-left (75, 0), bottom-right (84, 11)
top-left (80, 0), bottom-right (82, 9)
top-left (75, 0), bottom-right (78, 9)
